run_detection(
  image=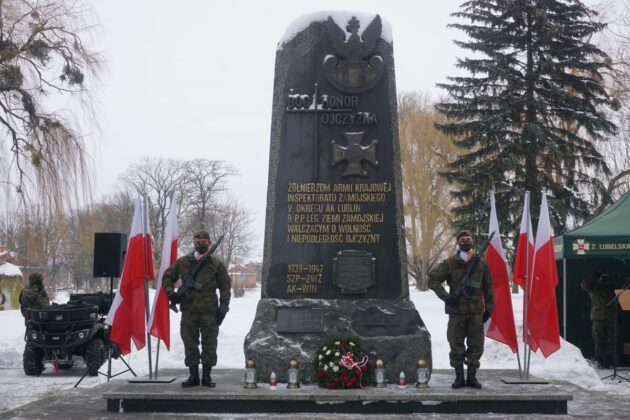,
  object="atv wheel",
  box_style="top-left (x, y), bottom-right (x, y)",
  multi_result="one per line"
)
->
top-left (23, 344), bottom-right (44, 376)
top-left (85, 338), bottom-right (106, 376)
